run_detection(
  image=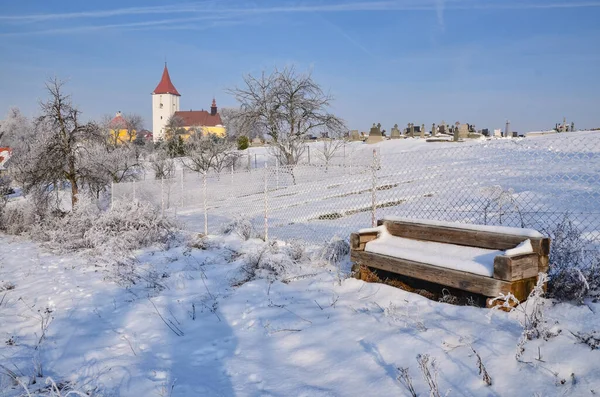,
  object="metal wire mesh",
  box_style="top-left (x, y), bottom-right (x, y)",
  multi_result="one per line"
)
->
top-left (112, 132), bottom-right (600, 251)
